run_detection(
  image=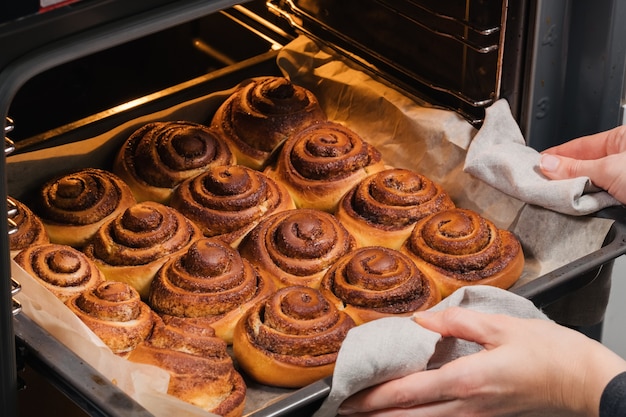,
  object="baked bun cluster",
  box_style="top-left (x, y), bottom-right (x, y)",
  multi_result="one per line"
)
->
top-left (114, 120), bottom-right (235, 204)
top-left (128, 316), bottom-right (246, 417)
top-left (335, 168), bottom-right (455, 249)
top-left (211, 76), bottom-right (327, 169)
top-left (264, 120), bottom-right (386, 212)
top-left (8, 196), bottom-right (49, 258)
top-left (238, 208), bottom-right (356, 289)
top-left (13, 75), bottom-right (525, 402)
top-left (319, 246), bottom-right (441, 325)
top-left (148, 238), bottom-right (275, 344)
top-left (170, 164), bottom-right (295, 246)
top-left (65, 281), bottom-right (157, 356)
top-left (82, 201), bottom-right (203, 299)
top-left (232, 285), bottom-right (355, 388)
top-left (34, 168), bottom-right (136, 248)
top-left (401, 208), bottom-right (524, 298)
